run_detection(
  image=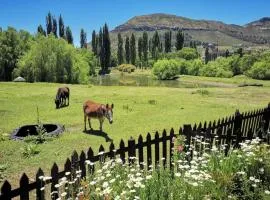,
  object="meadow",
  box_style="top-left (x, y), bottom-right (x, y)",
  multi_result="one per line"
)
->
top-left (0, 76), bottom-right (270, 188)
